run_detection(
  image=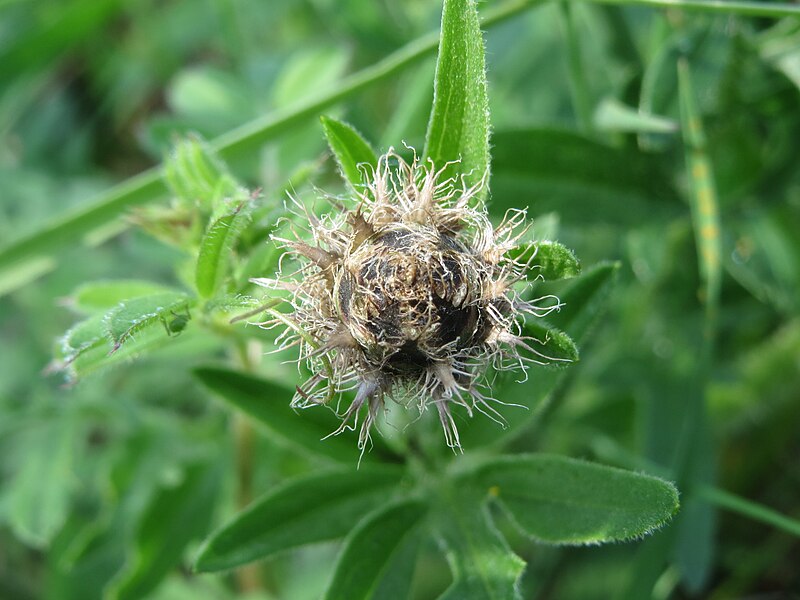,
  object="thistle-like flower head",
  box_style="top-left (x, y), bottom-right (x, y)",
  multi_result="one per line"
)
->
top-left (255, 150), bottom-right (561, 451)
